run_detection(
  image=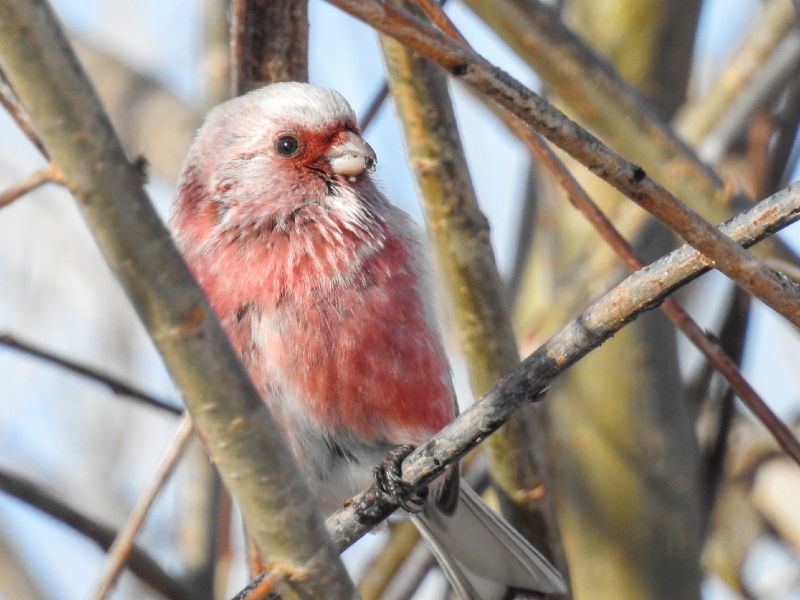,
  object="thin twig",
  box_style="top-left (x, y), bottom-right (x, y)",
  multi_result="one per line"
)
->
top-left (359, 83), bottom-right (389, 132)
top-left (677, 0), bottom-right (799, 145)
top-left (0, 66), bottom-right (47, 156)
top-left (234, 182), bottom-right (800, 600)
top-left (0, 468), bottom-right (191, 600)
top-left (702, 291), bottom-right (752, 522)
top-left (0, 164), bottom-right (61, 208)
top-left (0, 333), bottom-right (182, 415)
top-left (414, 0), bottom-right (467, 47)
top-left (698, 29), bottom-right (800, 163)
top-left (326, 0), bottom-right (800, 328)
top-left (88, 414), bottom-right (194, 600)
